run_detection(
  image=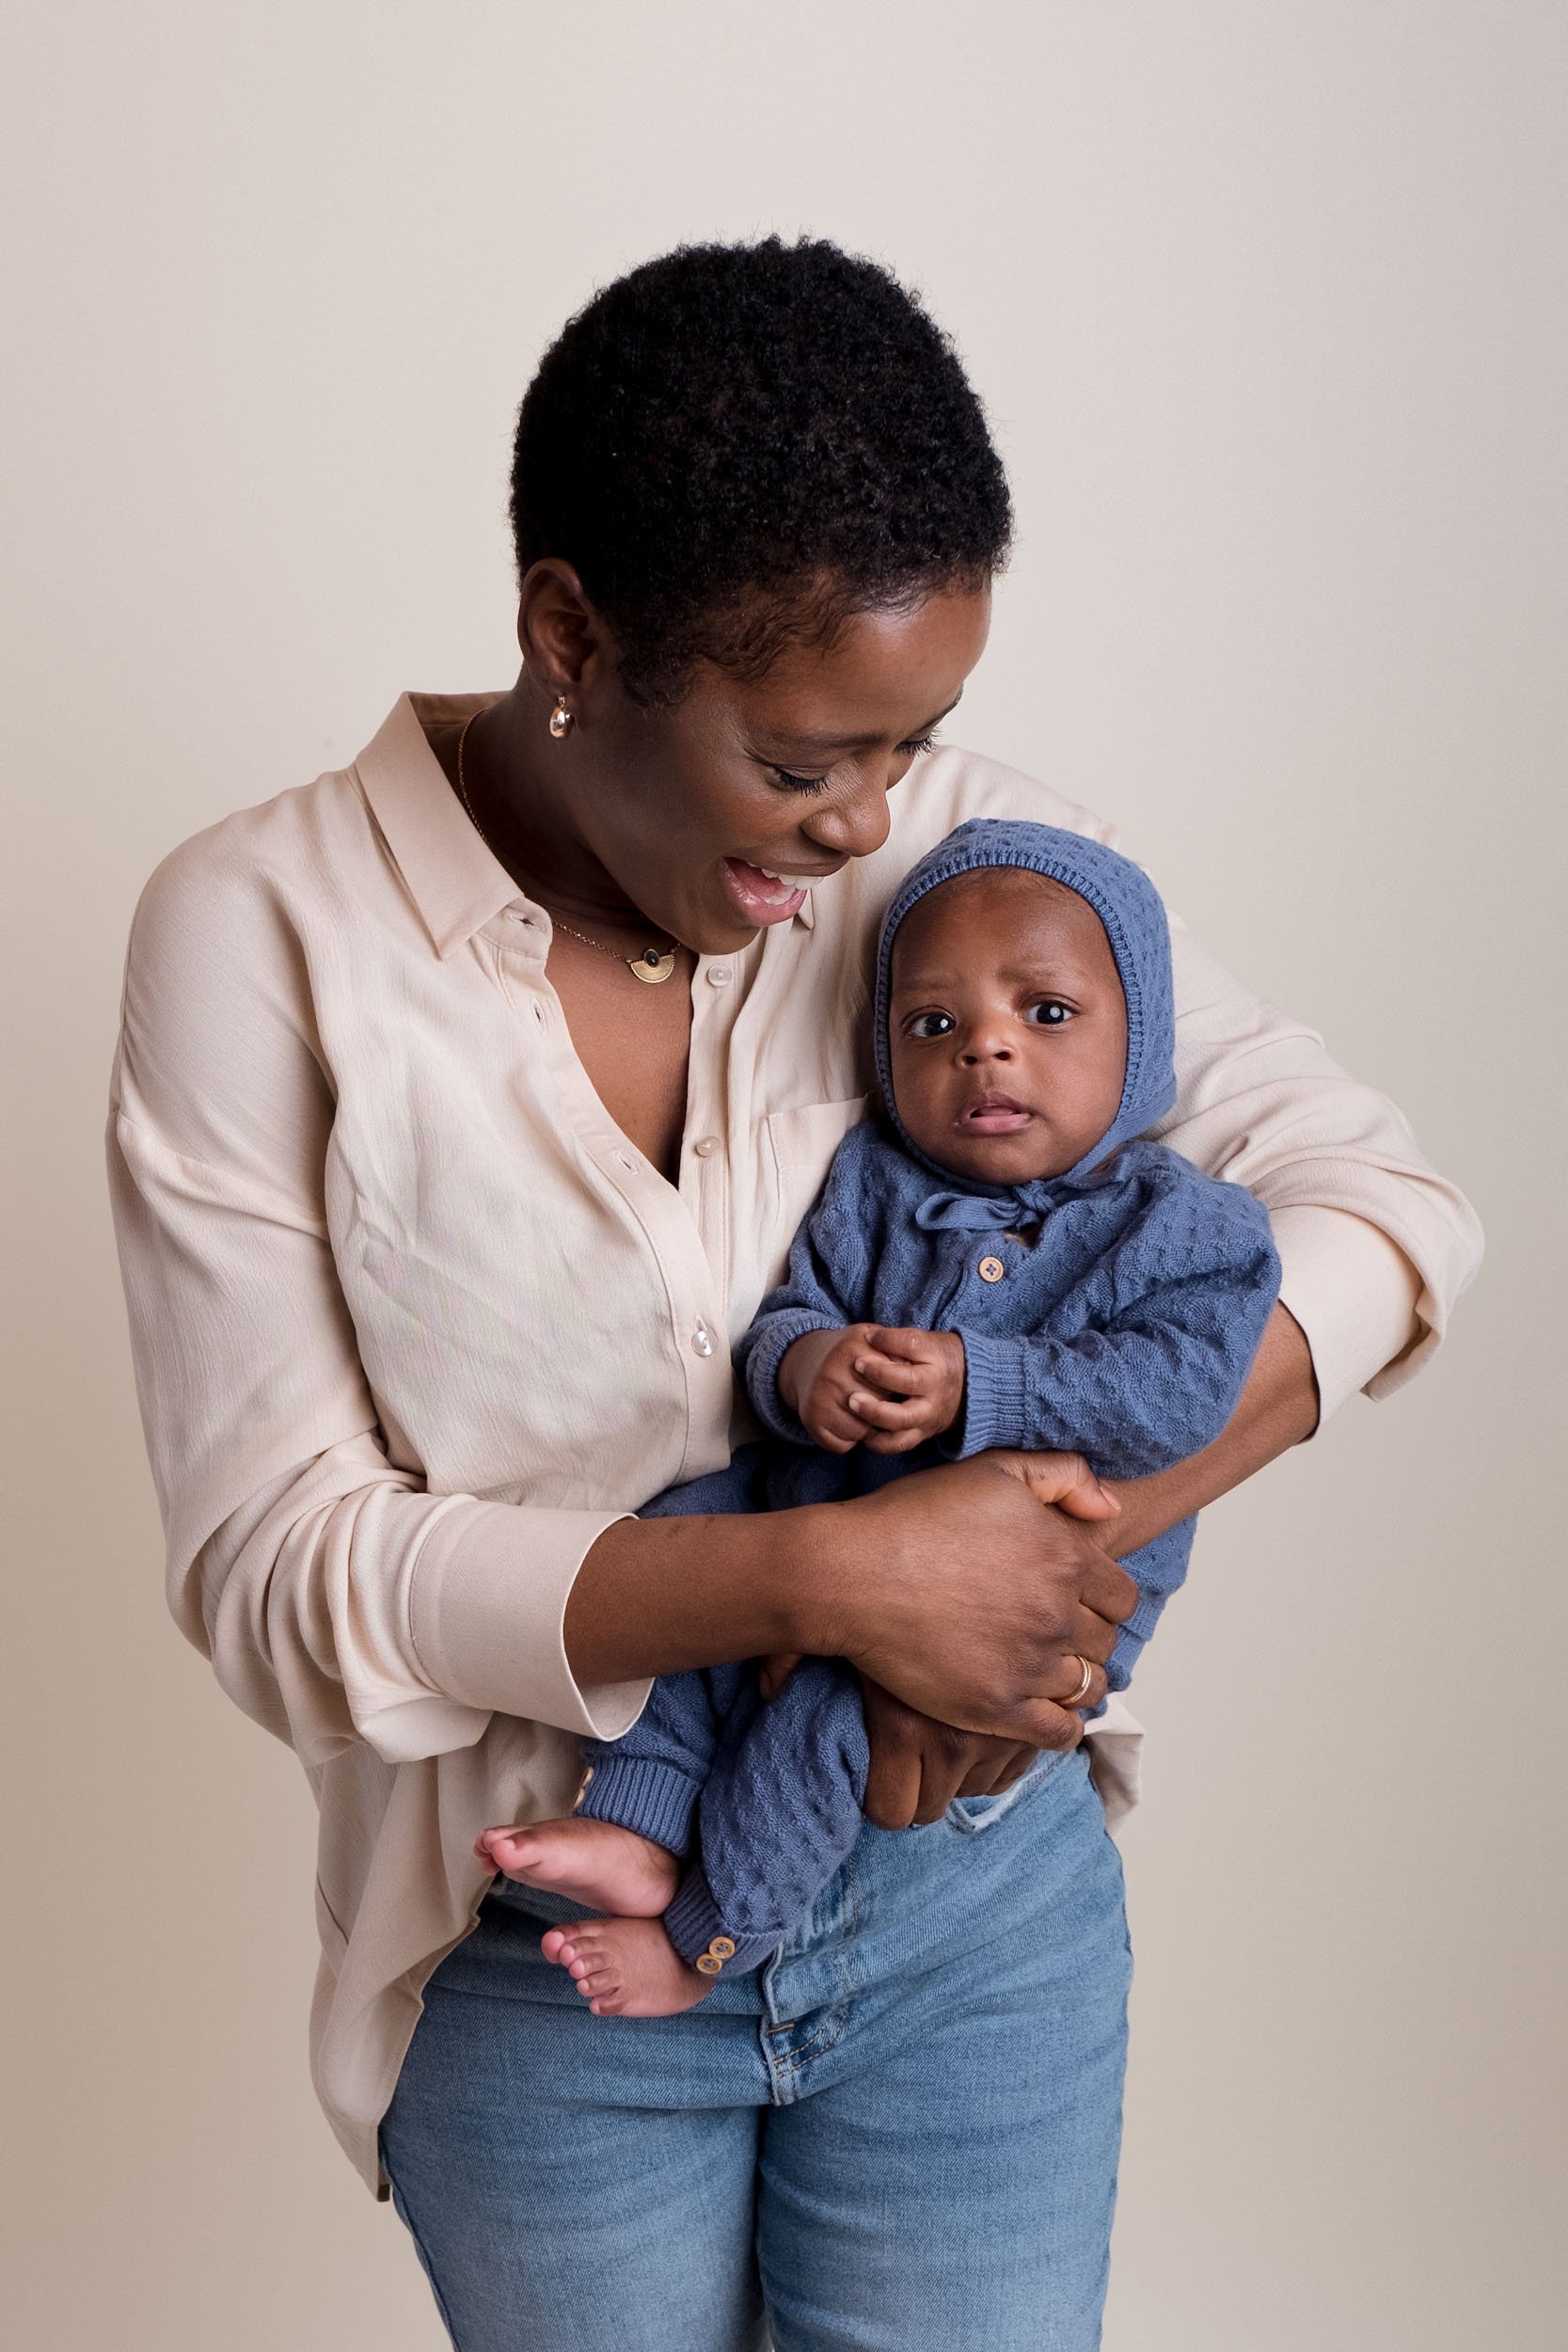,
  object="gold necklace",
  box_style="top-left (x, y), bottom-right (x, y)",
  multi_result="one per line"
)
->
top-left (455, 712), bottom-right (677, 985)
